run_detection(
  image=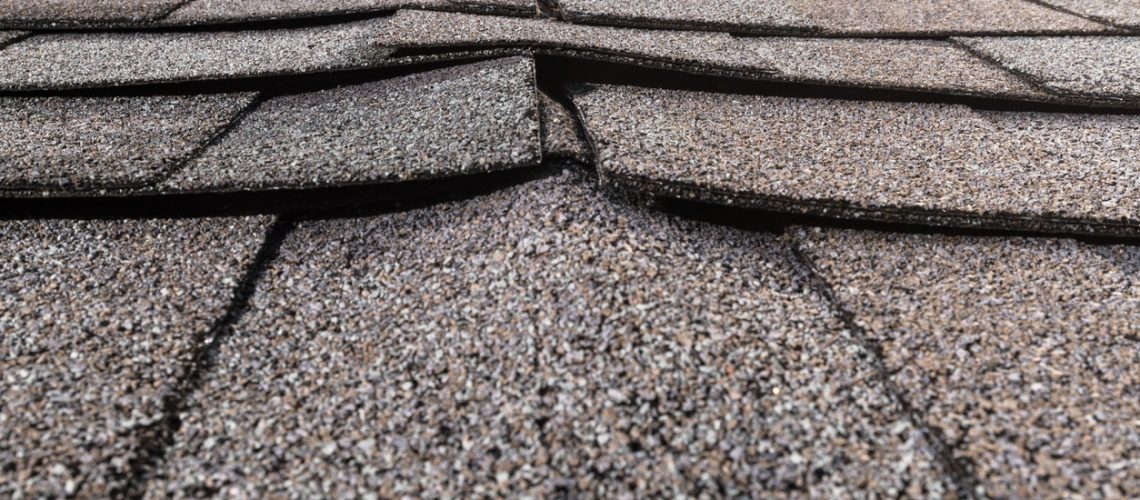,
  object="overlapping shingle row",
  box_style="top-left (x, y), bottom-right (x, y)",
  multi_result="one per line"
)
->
top-left (2, 1), bottom-right (1139, 498)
